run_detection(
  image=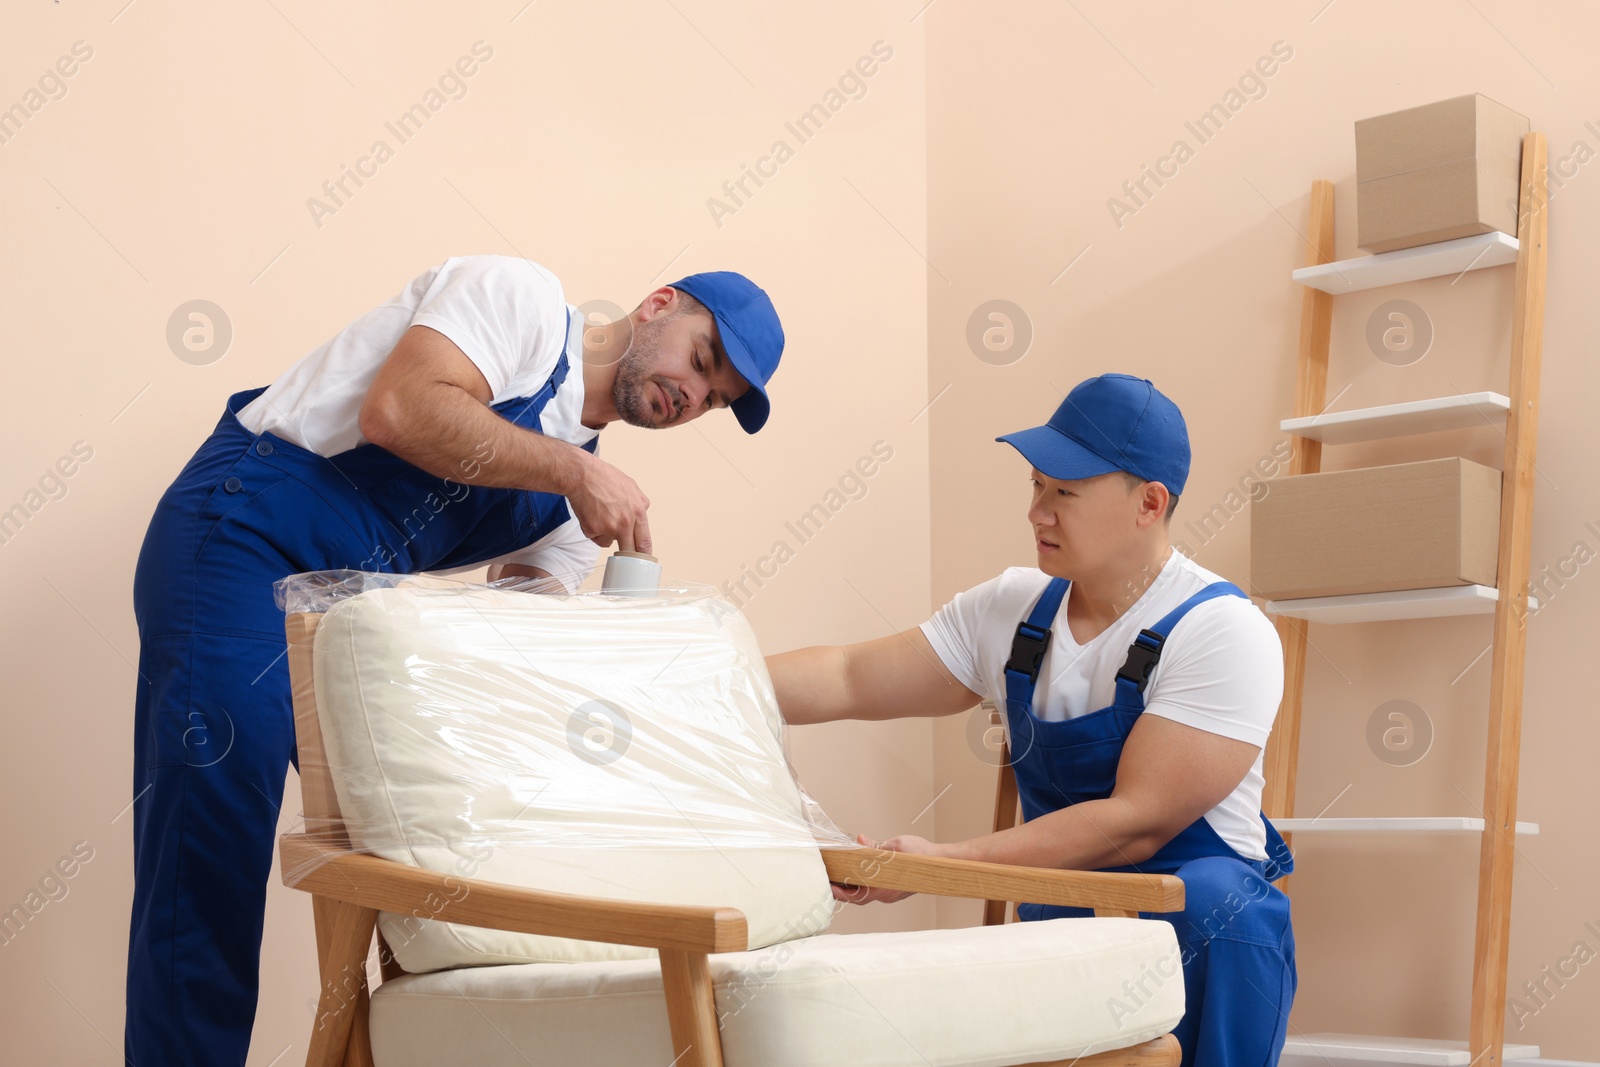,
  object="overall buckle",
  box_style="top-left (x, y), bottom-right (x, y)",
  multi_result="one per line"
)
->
top-left (1006, 624), bottom-right (1052, 683)
top-left (1116, 629), bottom-right (1166, 692)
